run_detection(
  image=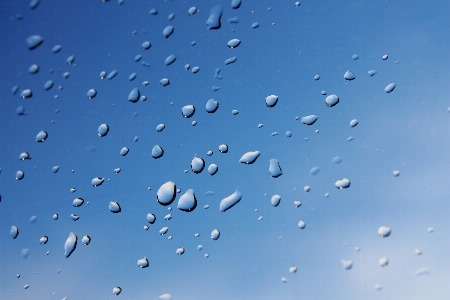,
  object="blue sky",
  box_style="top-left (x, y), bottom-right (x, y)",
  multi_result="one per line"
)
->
top-left (1, 0), bottom-right (450, 299)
